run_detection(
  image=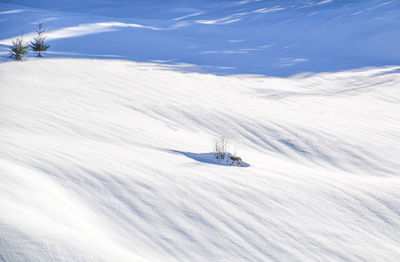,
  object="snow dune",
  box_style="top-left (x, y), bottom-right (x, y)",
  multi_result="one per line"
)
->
top-left (1, 59), bottom-right (400, 261)
top-left (1, 0), bottom-right (399, 75)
